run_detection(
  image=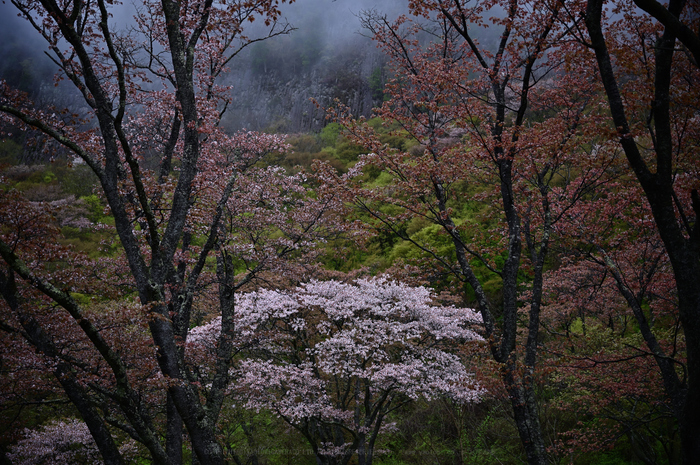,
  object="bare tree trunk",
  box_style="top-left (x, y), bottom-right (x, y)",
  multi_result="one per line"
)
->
top-left (585, 0), bottom-right (700, 462)
top-left (166, 394), bottom-right (183, 465)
